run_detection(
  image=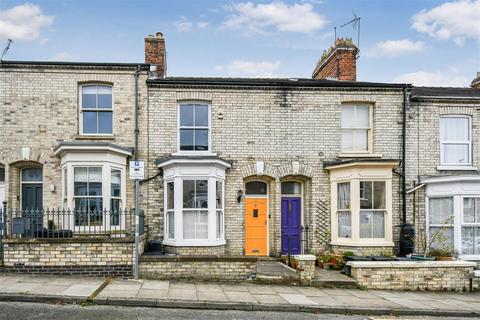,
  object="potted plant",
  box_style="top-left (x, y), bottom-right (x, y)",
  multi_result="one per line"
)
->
top-left (429, 248), bottom-right (454, 261)
top-left (316, 252), bottom-right (332, 269)
top-left (289, 257), bottom-right (298, 270)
